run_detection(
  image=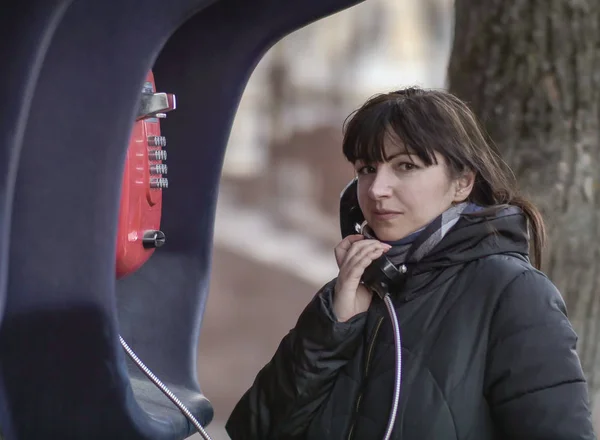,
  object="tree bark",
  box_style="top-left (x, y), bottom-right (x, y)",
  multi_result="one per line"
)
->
top-left (448, 0), bottom-right (600, 413)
